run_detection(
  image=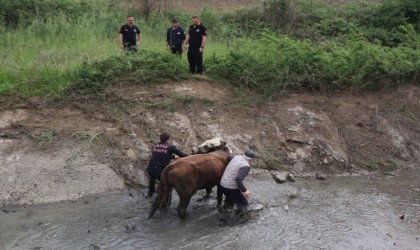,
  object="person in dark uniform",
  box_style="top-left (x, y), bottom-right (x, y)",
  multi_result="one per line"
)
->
top-left (119, 16), bottom-right (141, 52)
top-left (183, 16), bottom-right (207, 74)
top-left (166, 17), bottom-right (186, 56)
top-left (220, 149), bottom-right (257, 214)
top-left (146, 132), bottom-right (189, 197)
